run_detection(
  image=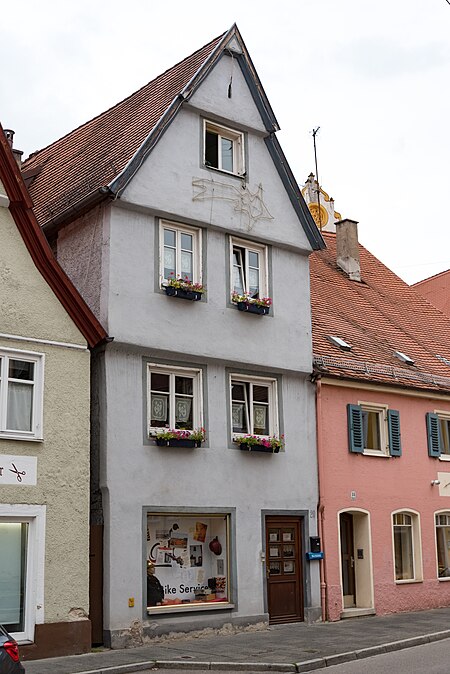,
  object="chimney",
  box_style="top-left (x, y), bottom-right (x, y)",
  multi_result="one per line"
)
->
top-left (335, 219), bottom-right (361, 282)
top-left (3, 128), bottom-right (23, 167)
